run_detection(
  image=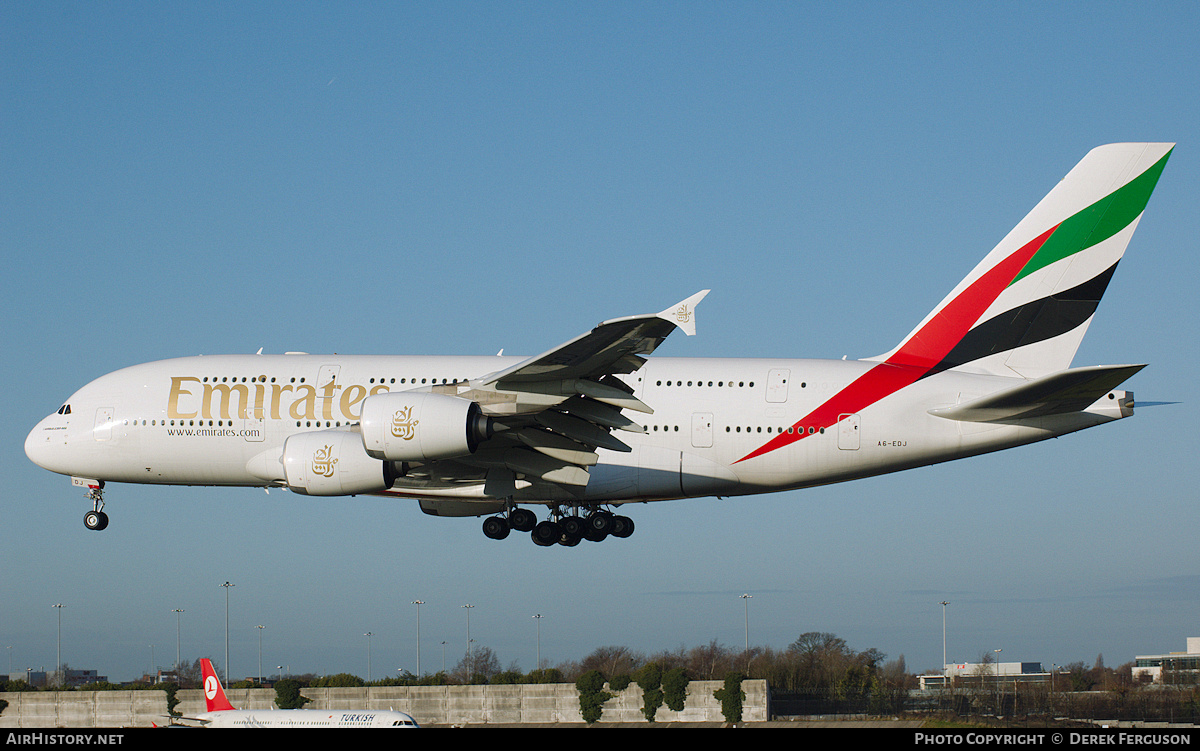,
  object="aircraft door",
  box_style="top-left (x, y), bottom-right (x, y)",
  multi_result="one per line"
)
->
top-left (243, 415), bottom-right (265, 442)
top-left (94, 408), bottom-right (114, 441)
top-left (317, 365), bottom-right (341, 421)
top-left (317, 365), bottom-right (340, 393)
top-left (245, 377), bottom-right (266, 442)
top-left (691, 412), bottom-right (714, 448)
top-left (766, 368), bottom-right (790, 403)
top-left (838, 413), bottom-right (860, 450)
